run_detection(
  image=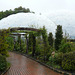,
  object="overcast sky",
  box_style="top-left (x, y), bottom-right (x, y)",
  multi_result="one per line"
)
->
top-left (0, 0), bottom-right (75, 14)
